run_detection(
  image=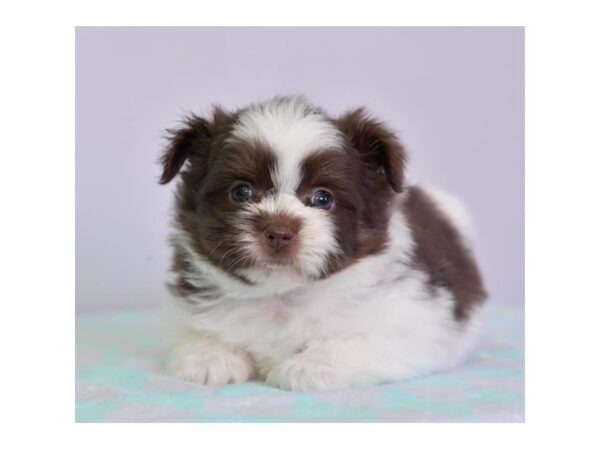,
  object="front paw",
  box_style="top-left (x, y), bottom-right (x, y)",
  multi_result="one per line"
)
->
top-left (166, 341), bottom-right (254, 385)
top-left (265, 355), bottom-right (345, 392)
